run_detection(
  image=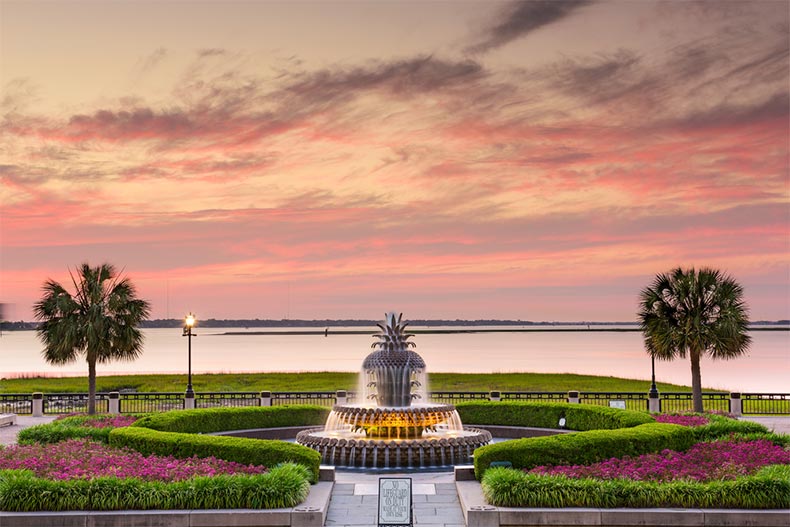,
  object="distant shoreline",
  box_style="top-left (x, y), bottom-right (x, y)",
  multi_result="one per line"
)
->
top-left (218, 327), bottom-right (790, 336)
